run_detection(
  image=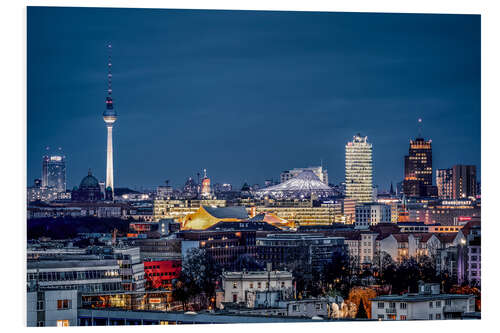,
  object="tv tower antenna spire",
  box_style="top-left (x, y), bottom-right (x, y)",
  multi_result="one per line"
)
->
top-left (417, 118), bottom-right (423, 138)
